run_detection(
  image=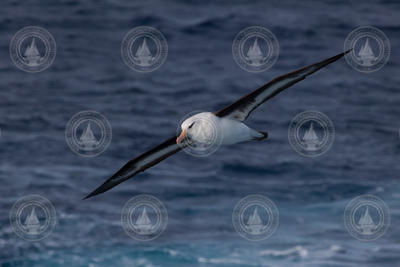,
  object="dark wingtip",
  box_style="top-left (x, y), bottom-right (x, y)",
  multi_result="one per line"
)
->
top-left (82, 186), bottom-right (104, 200)
top-left (344, 48), bottom-right (353, 54)
top-left (82, 178), bottom-right (117, 200)
top-left (323, 50), bottom-right (350, 65)
top-left (304, 49), bottom-right (351, 76)
top-left (82, 192), bottom-right (96, 200)
top-left (82, 195), bottom-right (90, 200)
top-left (82, 170), bottom-right (140, 200)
